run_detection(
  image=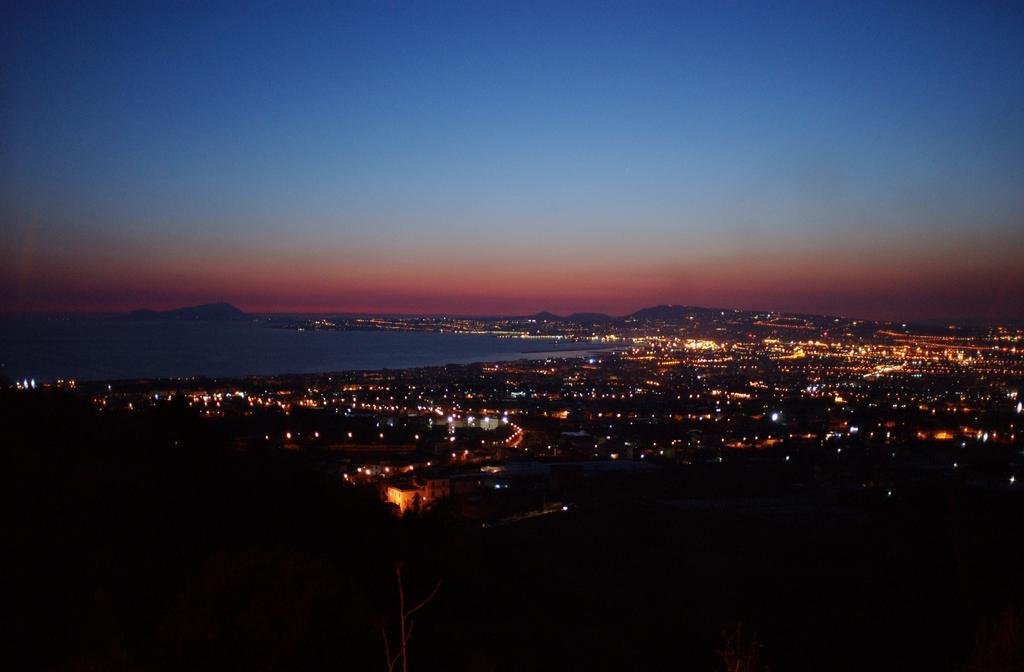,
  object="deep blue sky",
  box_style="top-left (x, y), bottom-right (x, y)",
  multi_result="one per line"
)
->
top-left (3, 1), bottom-right (1023, 320)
